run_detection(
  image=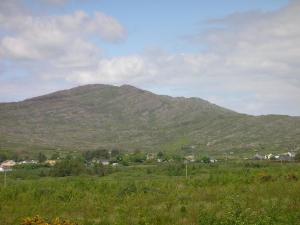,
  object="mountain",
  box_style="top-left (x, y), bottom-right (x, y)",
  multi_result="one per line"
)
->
top-left (0, 84), bottom-right (300, 154)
